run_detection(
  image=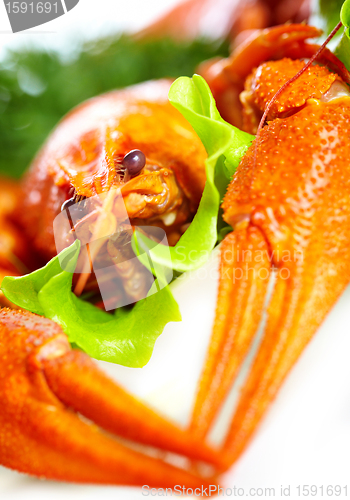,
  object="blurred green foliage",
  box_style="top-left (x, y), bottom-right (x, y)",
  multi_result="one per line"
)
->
top-left (310, 0), bottom-right (344, 36)
top-left (310, 0), bottom-right (350, 75)
top-left (0, 36), bottom-right (228, 179)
